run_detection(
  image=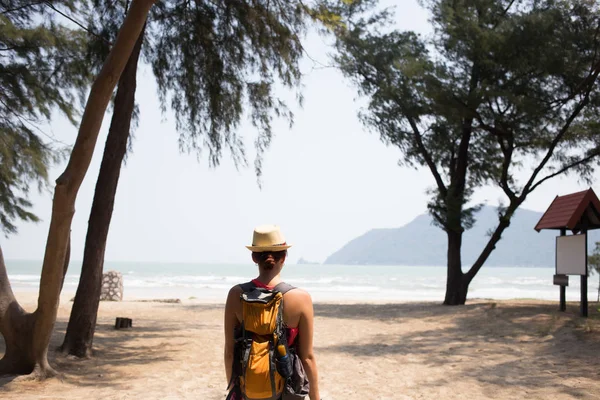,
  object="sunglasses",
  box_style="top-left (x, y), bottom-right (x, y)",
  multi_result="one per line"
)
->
top-left (257, 251), bottom-right (287, 262)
